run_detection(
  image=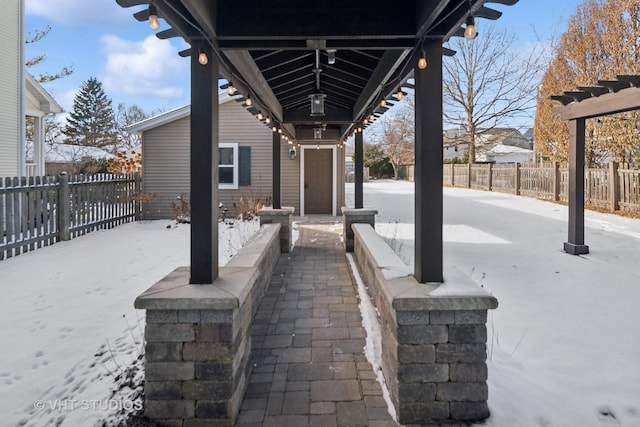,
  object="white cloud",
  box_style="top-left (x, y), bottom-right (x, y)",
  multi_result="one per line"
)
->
top-left (25, 0), bottom-right (136, 28)
top-left (99, 34), bottom-right (188, 100)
